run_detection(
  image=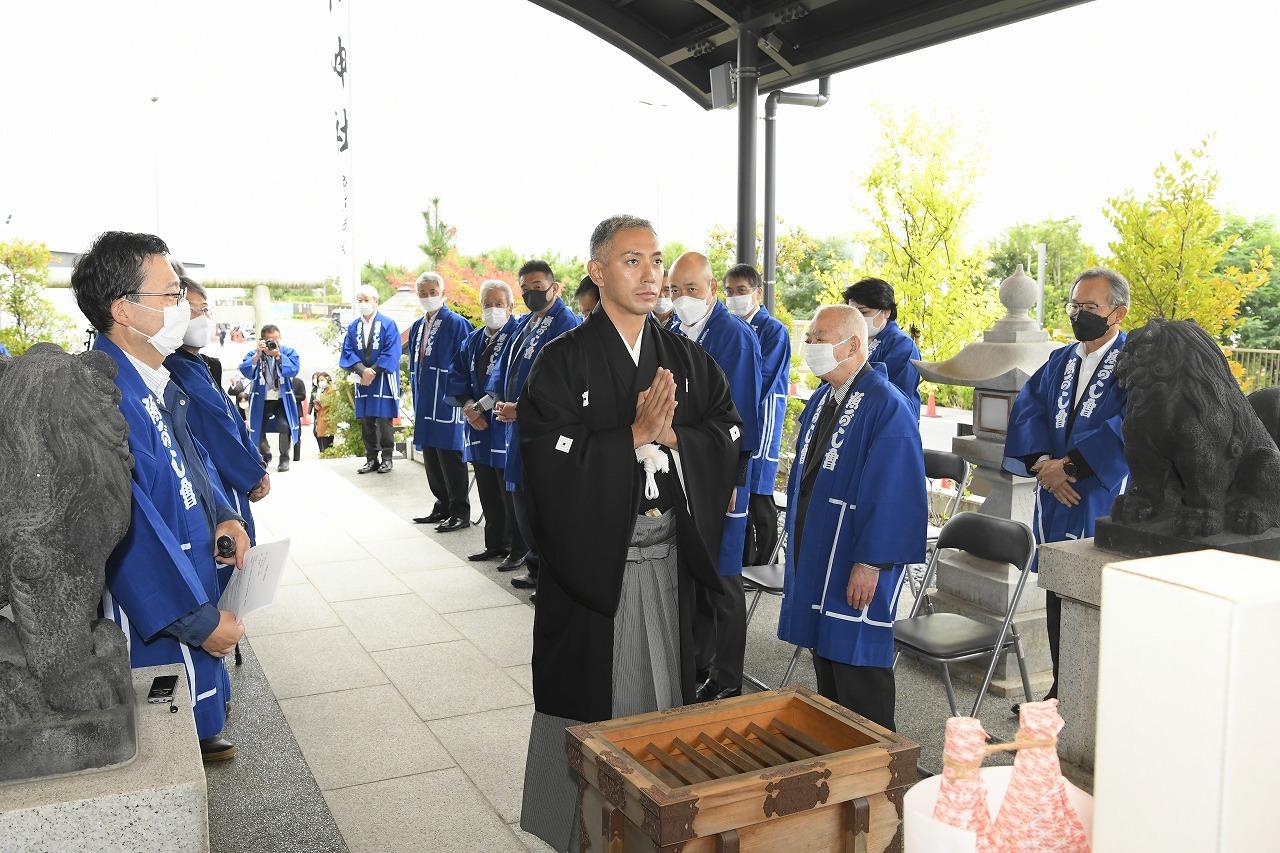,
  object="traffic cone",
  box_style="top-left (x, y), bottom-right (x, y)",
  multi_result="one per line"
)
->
top-left (925, 391), bottom-right (939, 418)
